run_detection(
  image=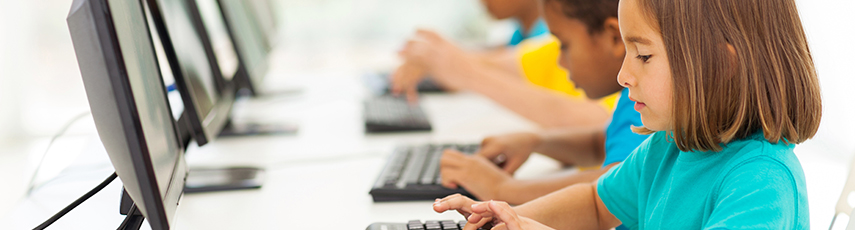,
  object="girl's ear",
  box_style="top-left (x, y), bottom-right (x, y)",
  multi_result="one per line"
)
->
top-left (603, 17), bottom-right (625, 58)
